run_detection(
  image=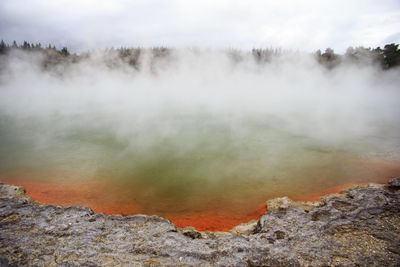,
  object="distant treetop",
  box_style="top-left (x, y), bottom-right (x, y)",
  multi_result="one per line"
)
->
top-left (0, 40), bottom-right (399, 71)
